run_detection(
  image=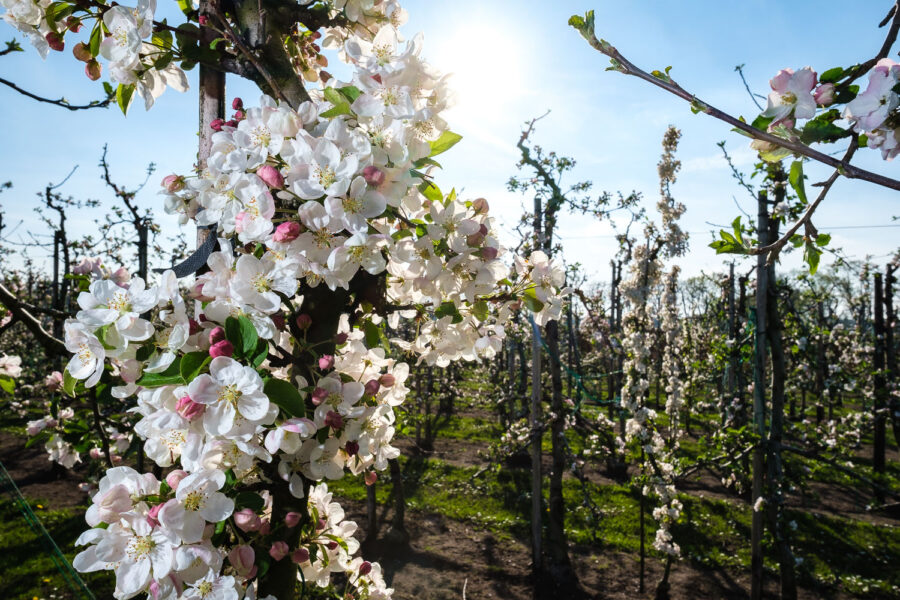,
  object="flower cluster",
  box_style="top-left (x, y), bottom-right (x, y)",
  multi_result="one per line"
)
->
top-left (755, 61), bottom-right (900, 160)
top-left (49, 1), bottom-right (566, 597)
top-left (844, 59), bottom-right (900, 159)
